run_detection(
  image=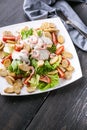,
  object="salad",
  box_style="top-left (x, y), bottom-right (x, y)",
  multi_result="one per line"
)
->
top-left (0, 22), bottom-right (74, 94)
